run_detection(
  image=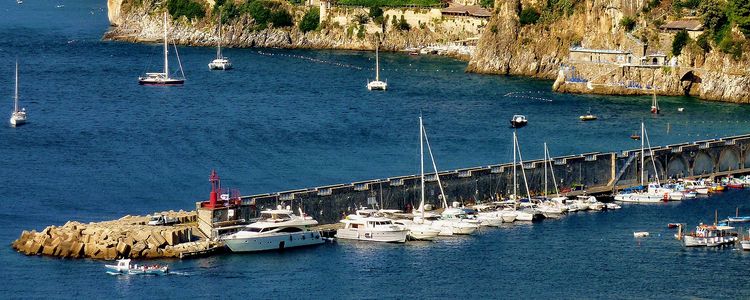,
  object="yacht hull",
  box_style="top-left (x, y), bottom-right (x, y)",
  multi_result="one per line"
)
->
top-left (138, 78), bottom-right (184, 85)
top-left (335, 228), bottom-right (407, 243)
top-left (224, 231), bottom-right (324, 252)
